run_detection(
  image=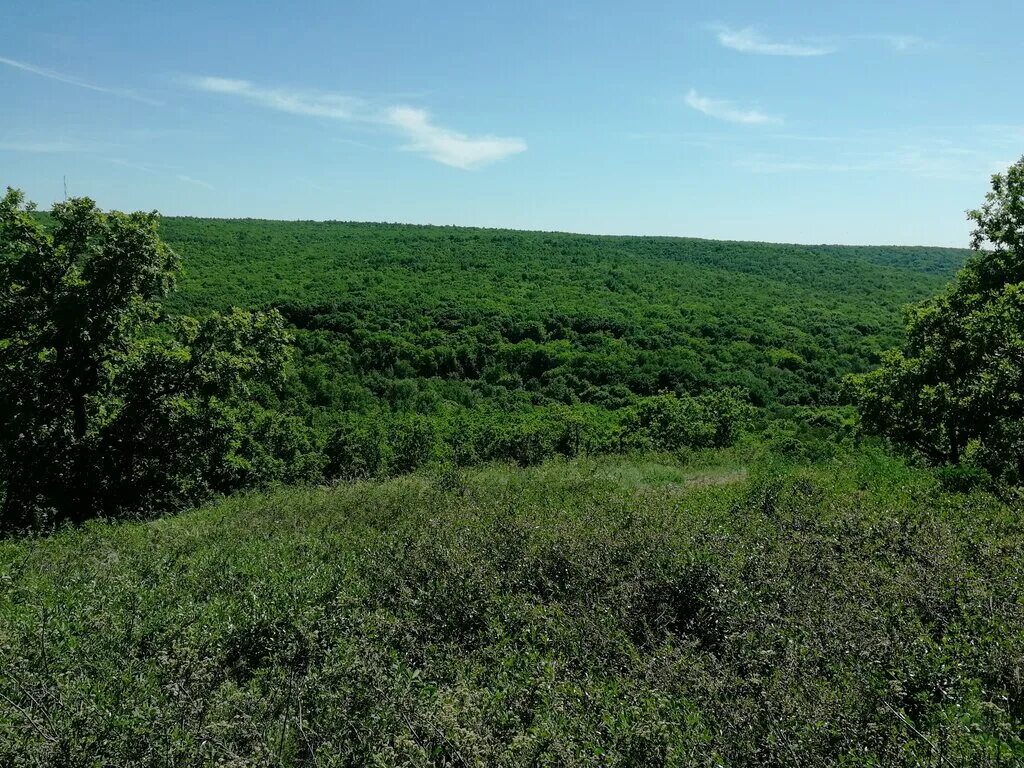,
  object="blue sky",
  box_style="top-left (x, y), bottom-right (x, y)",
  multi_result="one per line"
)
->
top-left (1, 0), bottom-right (1021, 246)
